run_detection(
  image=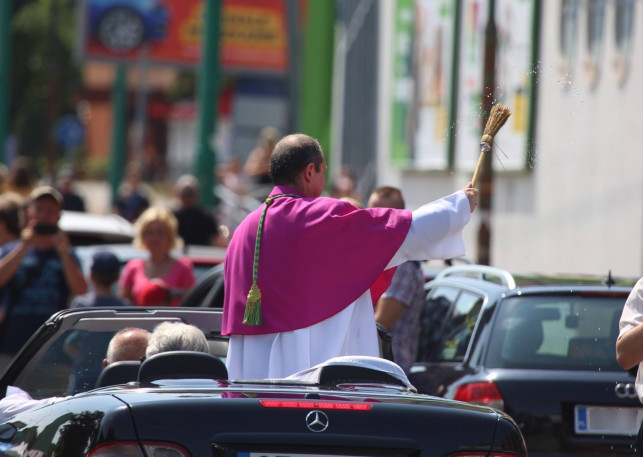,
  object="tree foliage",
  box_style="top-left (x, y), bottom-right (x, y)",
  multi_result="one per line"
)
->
top-left (10, 0), bottom-right (82, 171)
